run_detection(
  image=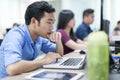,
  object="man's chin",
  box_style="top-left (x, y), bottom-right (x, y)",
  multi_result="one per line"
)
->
top-left (39, 35), bottom-right (47, 38)
top-left (40, 34), bottom-right (50, 39)
top-left (43, 36), bottom-right (48, 38)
